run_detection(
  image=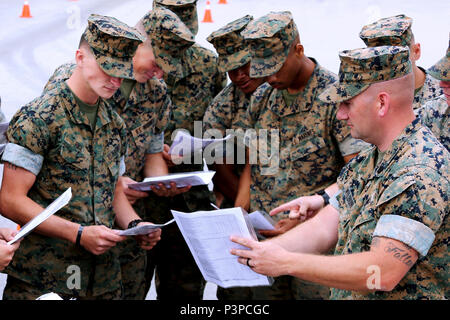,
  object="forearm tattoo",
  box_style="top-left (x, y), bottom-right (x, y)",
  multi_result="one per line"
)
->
top-left (5, 162), bottom-right (18, 171)
top-left (384, 241), bottom-right (414, 267)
